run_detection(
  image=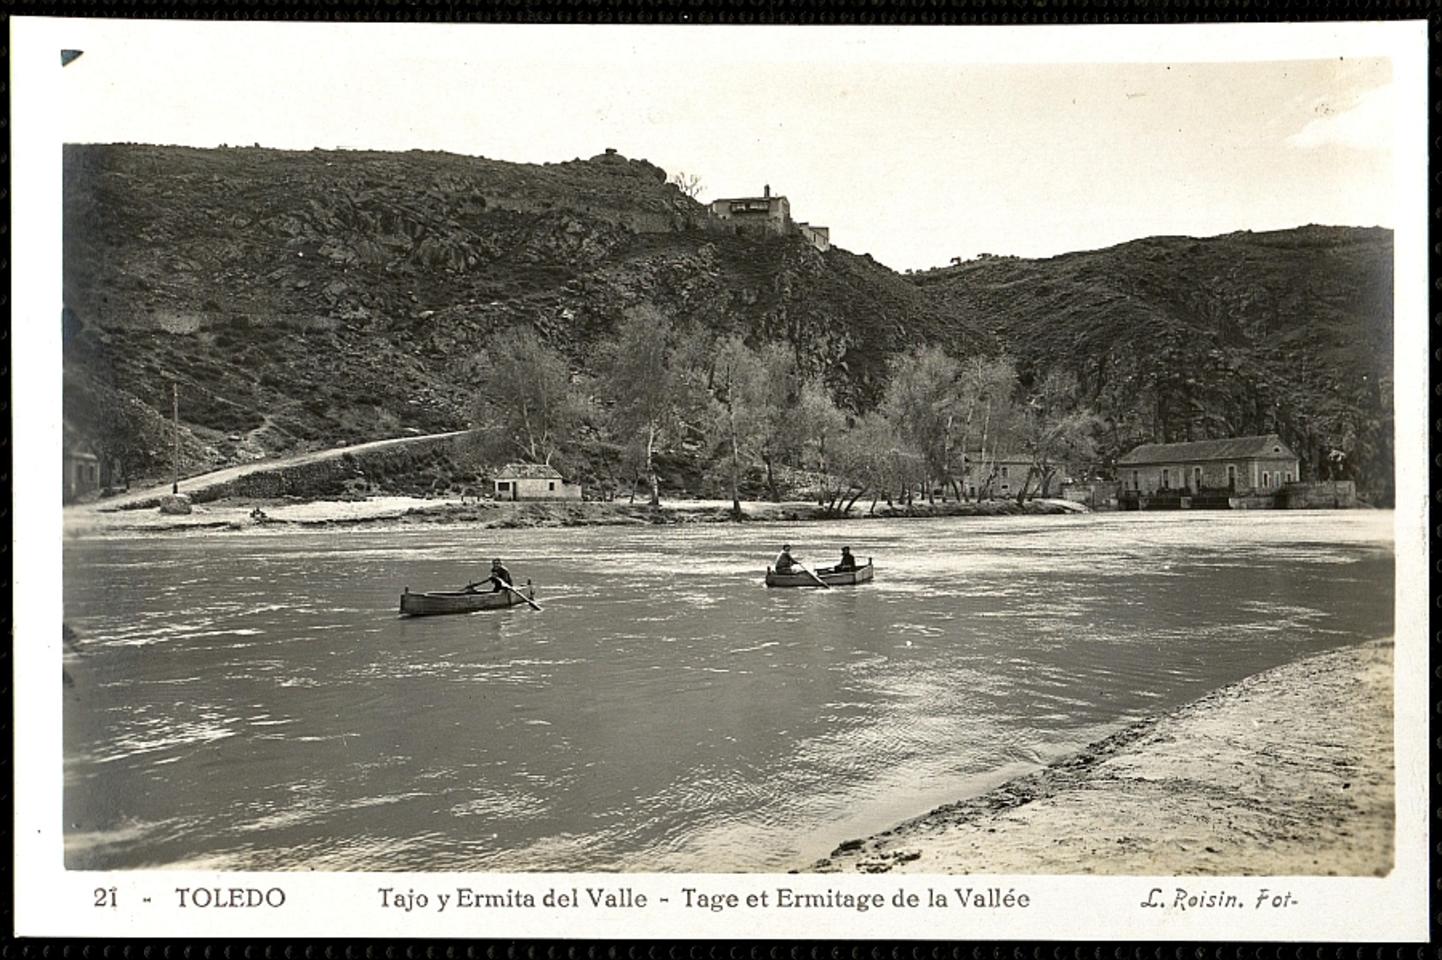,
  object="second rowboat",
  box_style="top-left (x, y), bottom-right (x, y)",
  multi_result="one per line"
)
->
top-left (764, 560), bottom-right (874, 588)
